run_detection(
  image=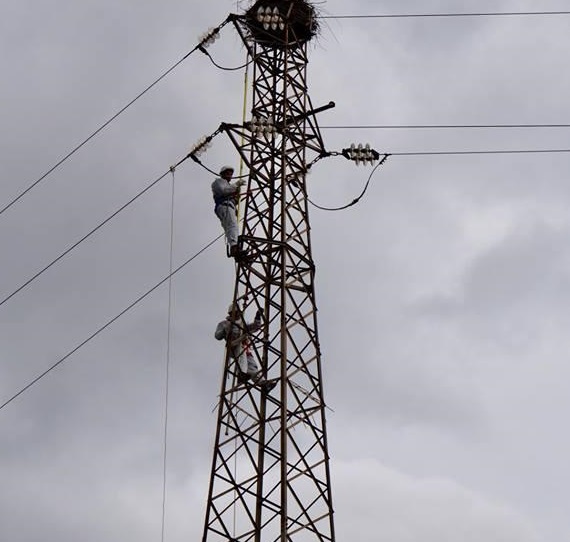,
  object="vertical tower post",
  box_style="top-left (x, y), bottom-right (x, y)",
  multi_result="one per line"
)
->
top-left (202, 3), bottom-right (335, 541)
